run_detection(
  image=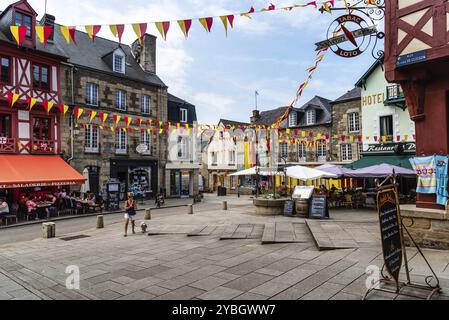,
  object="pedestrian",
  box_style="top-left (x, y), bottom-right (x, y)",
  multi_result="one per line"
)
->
top-left (124, 193), bottom-right (137, 237)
